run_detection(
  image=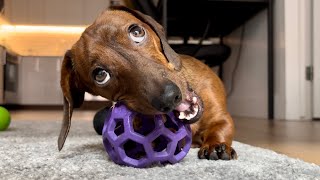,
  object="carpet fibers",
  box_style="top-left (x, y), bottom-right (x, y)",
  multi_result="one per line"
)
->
top-left (1, 120), bottom-right (319, 180)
